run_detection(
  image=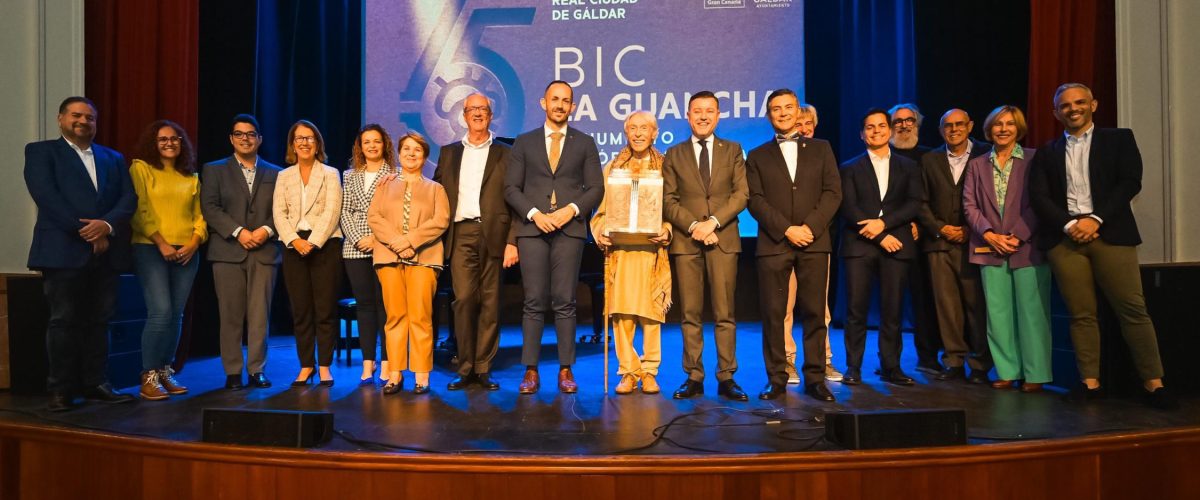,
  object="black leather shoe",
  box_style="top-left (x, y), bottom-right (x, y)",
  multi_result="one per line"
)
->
top-left (225, 375), bottom-right (246, 390)
top-left (382, 382), bottom-right (402, 395)
top-left (758, 383), bottom-right (786, 400)
top-left (1062, 383), bottom-right (1105, 403)
top-left (249, 372), bottom-right (271, 388)
top-left (881, 368), bottom-right (915, 386)
top-left (318, 377), bottom-right (334, 388)
top-left (841, 367), bottom-right (862, 385)
top-left (82, 383), bottom-right (135, 404)
top-left (413, 383), bottom-right (430, 395)
top-left (718, 379), bottom-right (749, 402)
top-left (672, 379), bottom-right (703, 399)
top-left (915, 361), bottom-right (943, 375)
top-left (804, 382), bottom-right (836, 402)
top-left (967, 370), bottom-right (991, 385)
top-left (446, 374), bottom-right (473, 391)
top-left (47, 391), bottom-right (77, 412)
top-left (477, 373), bottom-right (500, 391)
top-left (936, 366), bottom-right (966, 381)
top-left (1144, 387), bottom-right (1180, 410)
